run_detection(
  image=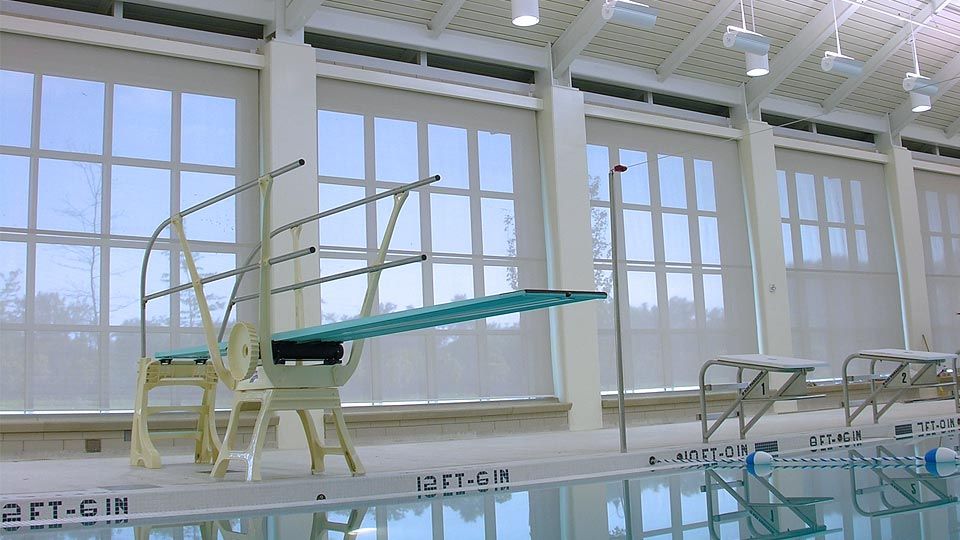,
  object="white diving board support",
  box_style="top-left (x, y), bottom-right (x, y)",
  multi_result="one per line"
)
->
top-left (698, 354), bottom-right (827, 443)
top-left (842, 349), bottom-right (959, 426)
